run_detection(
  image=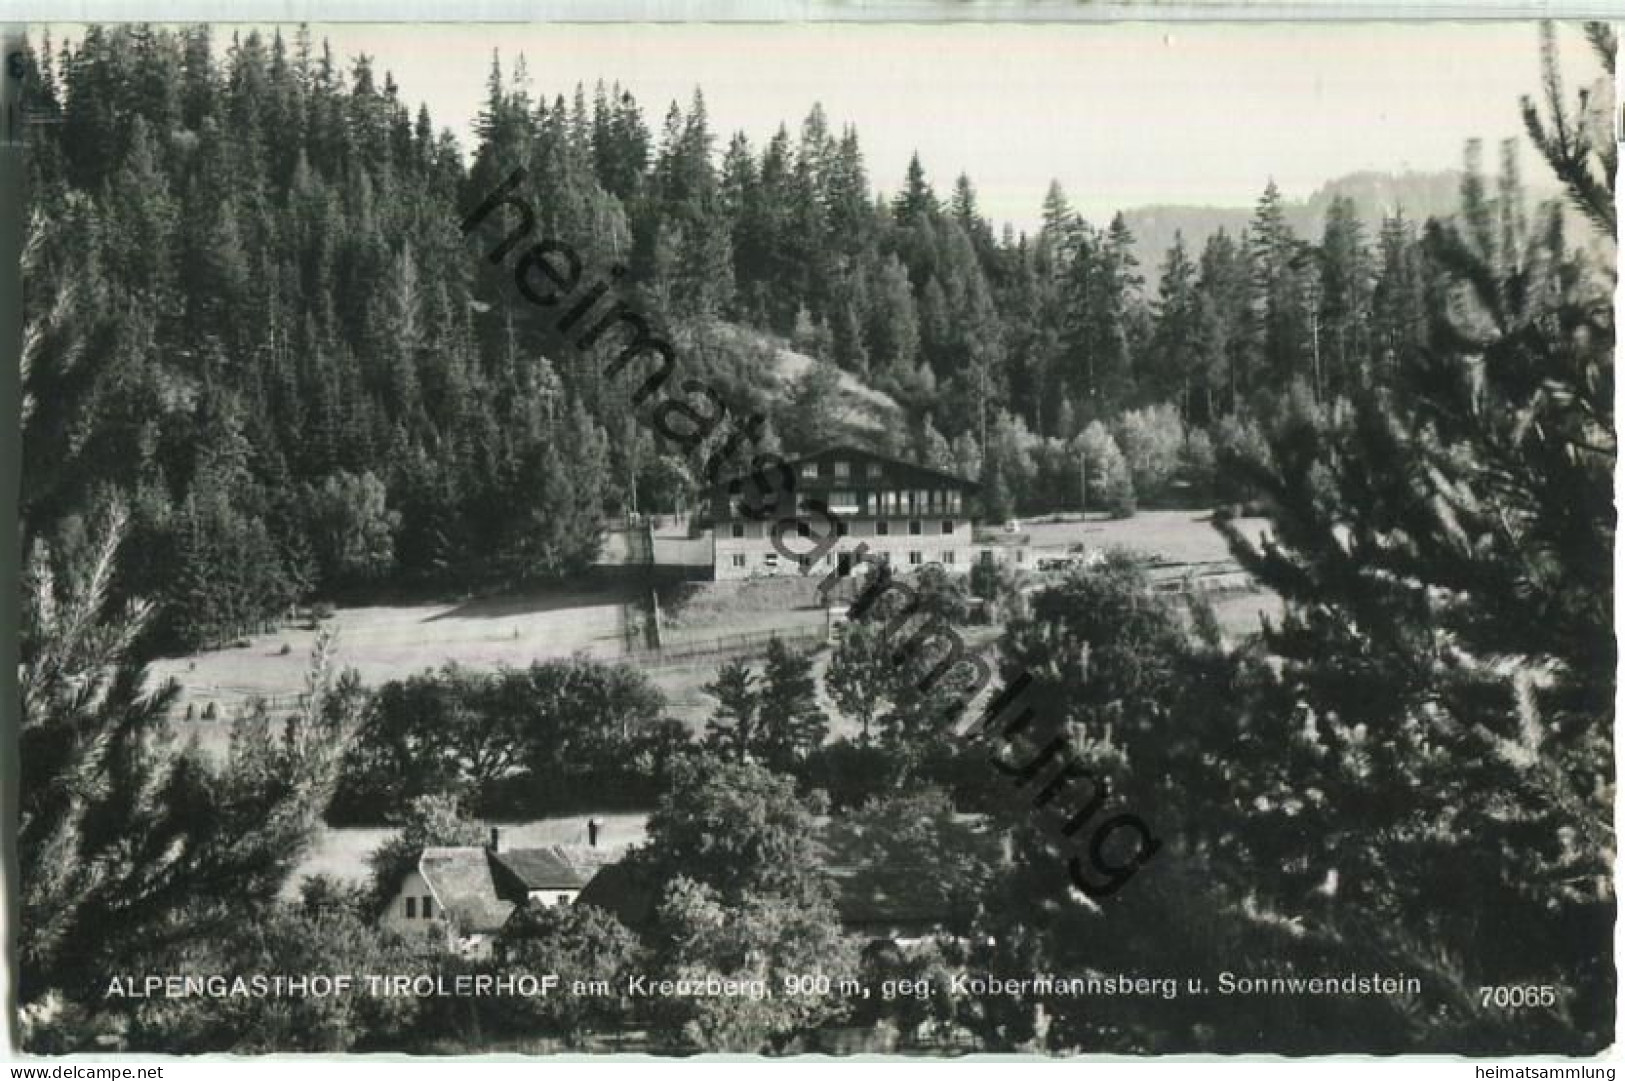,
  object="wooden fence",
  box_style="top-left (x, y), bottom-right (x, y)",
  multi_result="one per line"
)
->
top-left (621, 622), bottom-right (829, 668)
top-left (1147, 564), bottom-right (1257, 596)
top-left (167, 622), bottom-right (829, 718)
top-left (169, 689), bottom-right (310, 722)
